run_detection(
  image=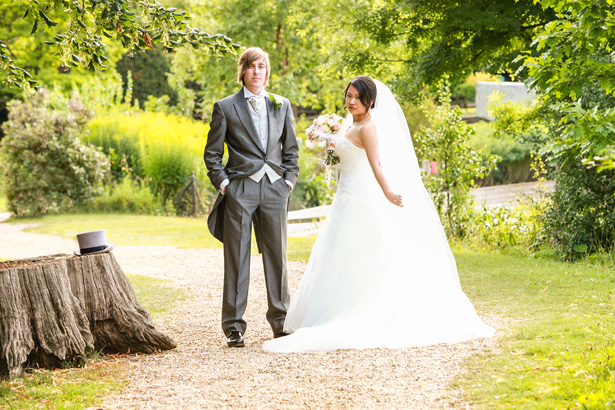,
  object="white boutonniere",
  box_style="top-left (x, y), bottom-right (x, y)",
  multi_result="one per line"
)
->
top-left (270, 94), bottom-right (284, 110)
